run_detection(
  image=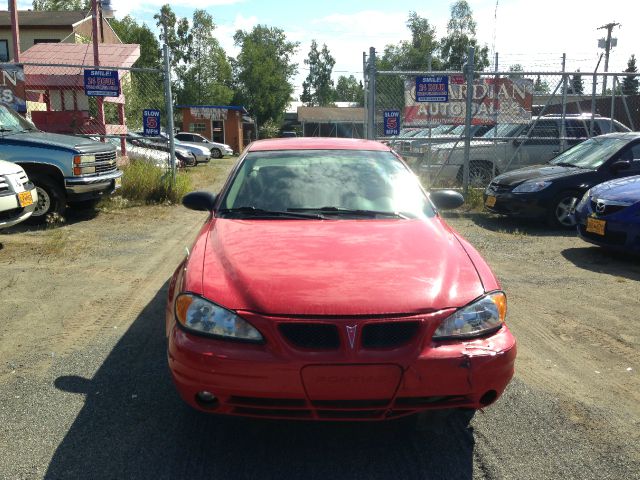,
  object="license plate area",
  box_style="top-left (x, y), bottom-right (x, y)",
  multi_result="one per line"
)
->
top-left (301, 364), bottom-right (402, 401)
top-left (18, 191), bottom-right (33, 207)
top-left (114, 177), bottom-right (122, 189)
top-left (485, 195), bottom-right (496, 207)
top-left (586, 217), bottom-right (606, 236)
